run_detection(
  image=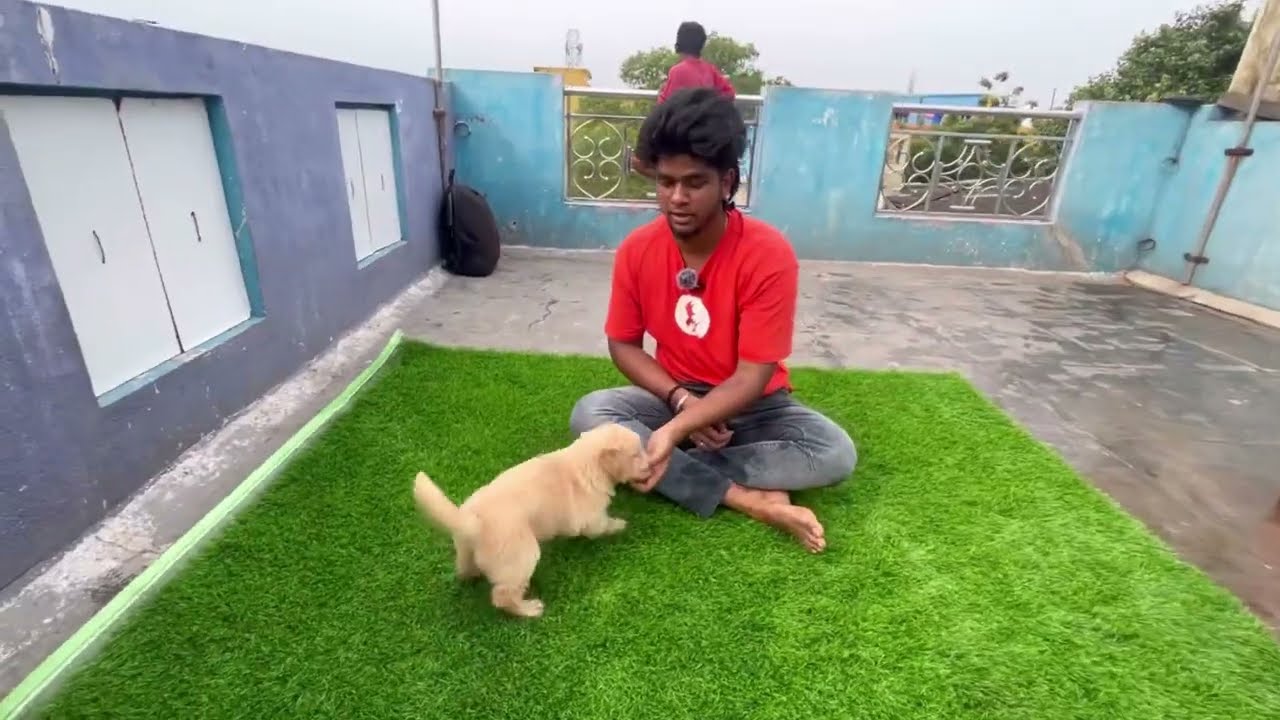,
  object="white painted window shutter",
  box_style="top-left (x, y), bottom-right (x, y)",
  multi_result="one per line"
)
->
top-left (354, 108), bottom-right (403, 254)
top-left (336, 108), bottom-right (374, 260)
top-left (0, 95), bottom-right (181, 395)
top-left (117, 97), bottom-right (252, 350)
